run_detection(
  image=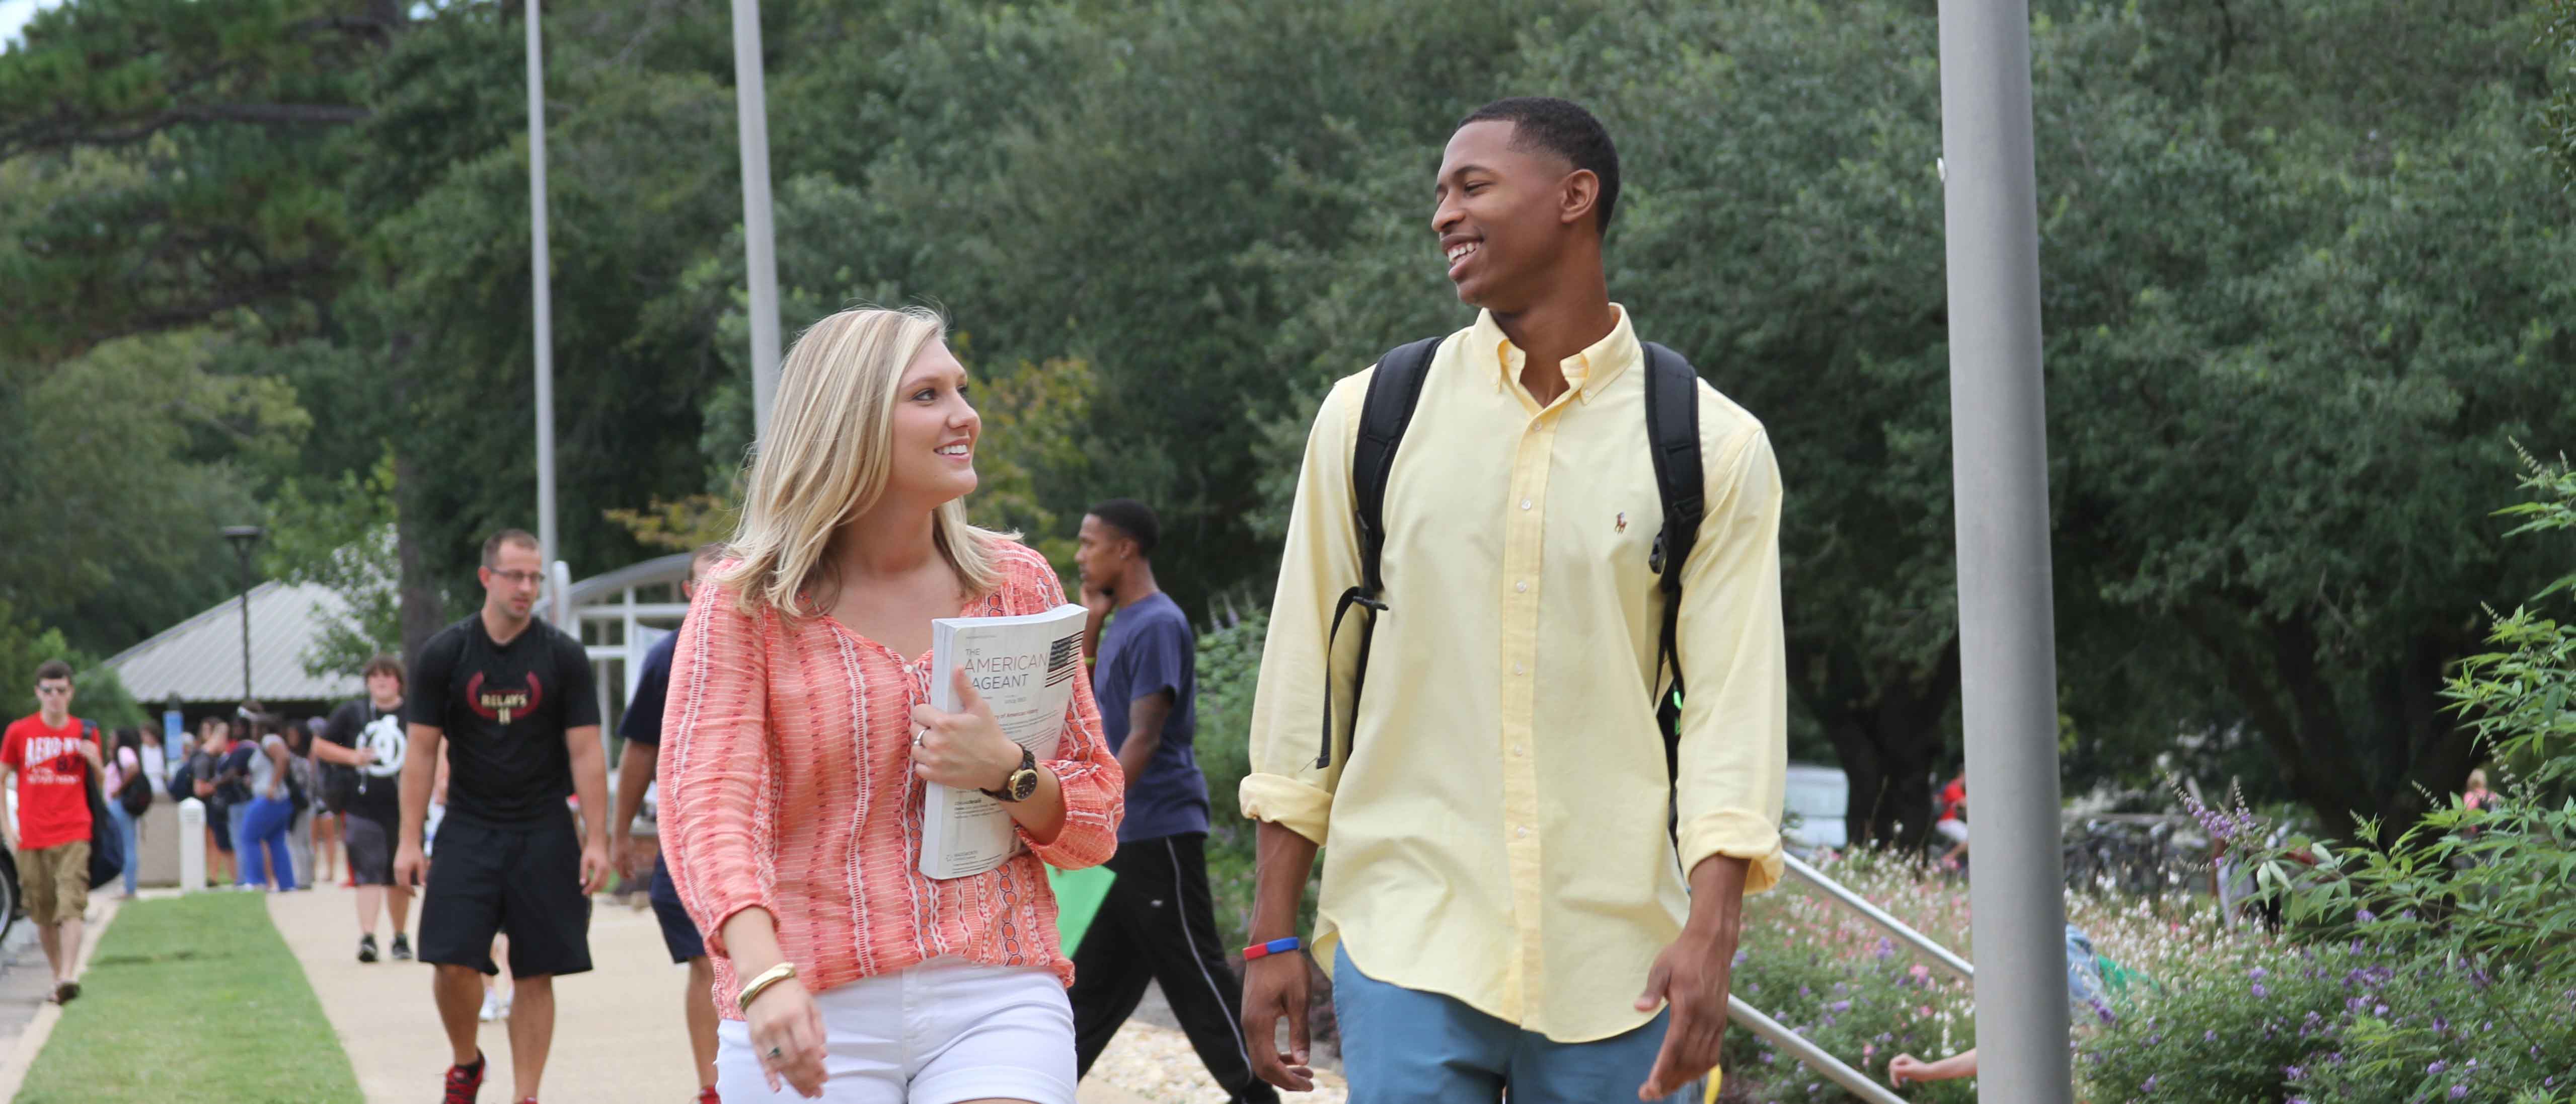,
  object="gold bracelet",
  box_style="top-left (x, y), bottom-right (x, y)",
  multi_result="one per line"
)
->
top-left (735, 962), bottom-right (797, 1014)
